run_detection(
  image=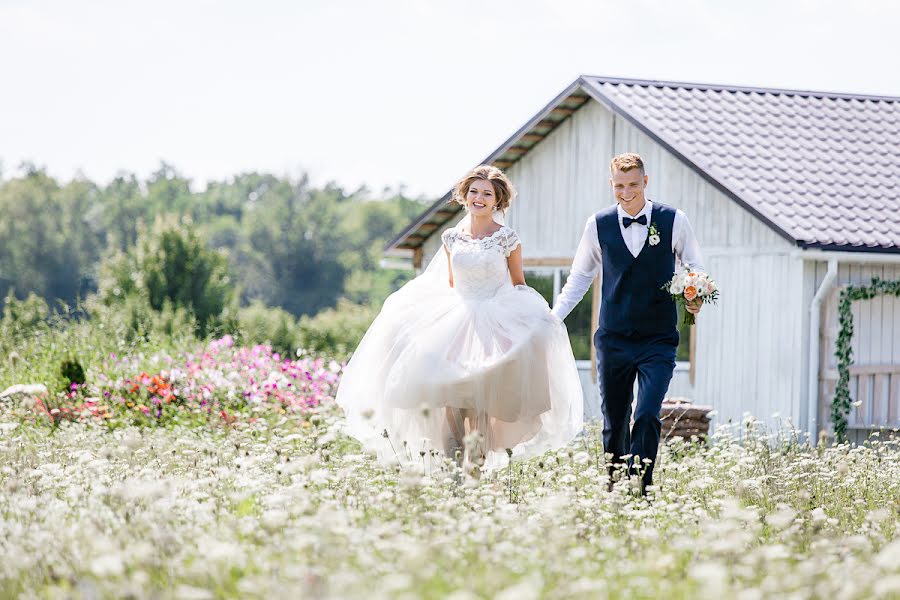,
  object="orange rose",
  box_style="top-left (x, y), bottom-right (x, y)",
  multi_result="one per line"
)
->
top-left (684, 286), bottom-right (698, 302)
